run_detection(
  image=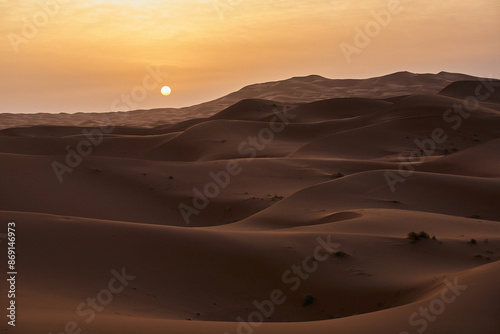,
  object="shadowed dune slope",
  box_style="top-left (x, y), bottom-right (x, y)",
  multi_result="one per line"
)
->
top-left (438, 80), bottom-right (500, 104)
